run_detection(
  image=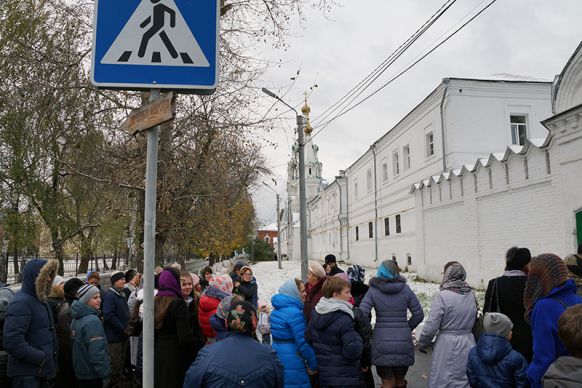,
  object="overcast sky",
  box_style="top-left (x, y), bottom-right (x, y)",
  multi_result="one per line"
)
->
top-left (251, 0), bottom-right (582, 226)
